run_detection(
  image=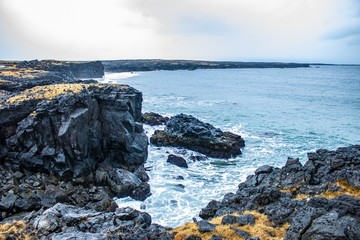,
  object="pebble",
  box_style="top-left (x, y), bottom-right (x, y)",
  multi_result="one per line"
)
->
top-left (14, 171), bottom-right (24, 179)
top-left (33, 181), bottom-right (41, 187)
